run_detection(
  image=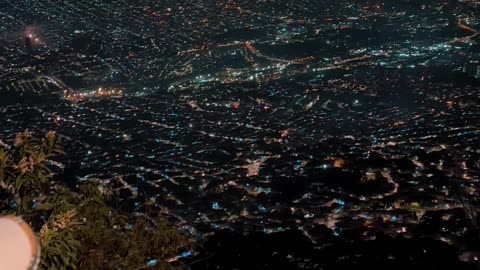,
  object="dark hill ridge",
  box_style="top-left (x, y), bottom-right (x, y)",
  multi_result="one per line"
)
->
top-left (186, 228), bottom-right (470, 270)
